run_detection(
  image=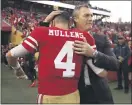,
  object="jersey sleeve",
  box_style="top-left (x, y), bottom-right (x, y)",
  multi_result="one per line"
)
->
top-left (22, 27), bottom-right (46, 53)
